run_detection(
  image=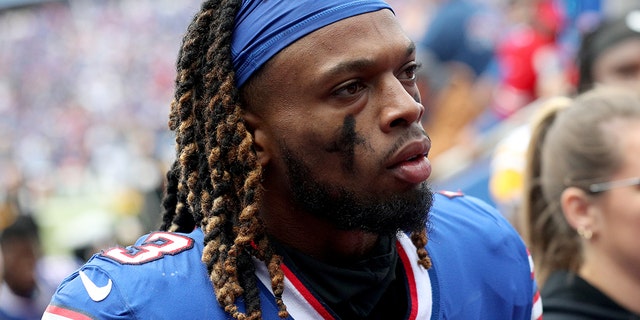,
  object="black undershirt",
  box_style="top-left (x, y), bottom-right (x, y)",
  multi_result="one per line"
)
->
top-left (271, 235), bottom-right (409, 319)
top-left (542, 270), bottom-right (640, 320)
